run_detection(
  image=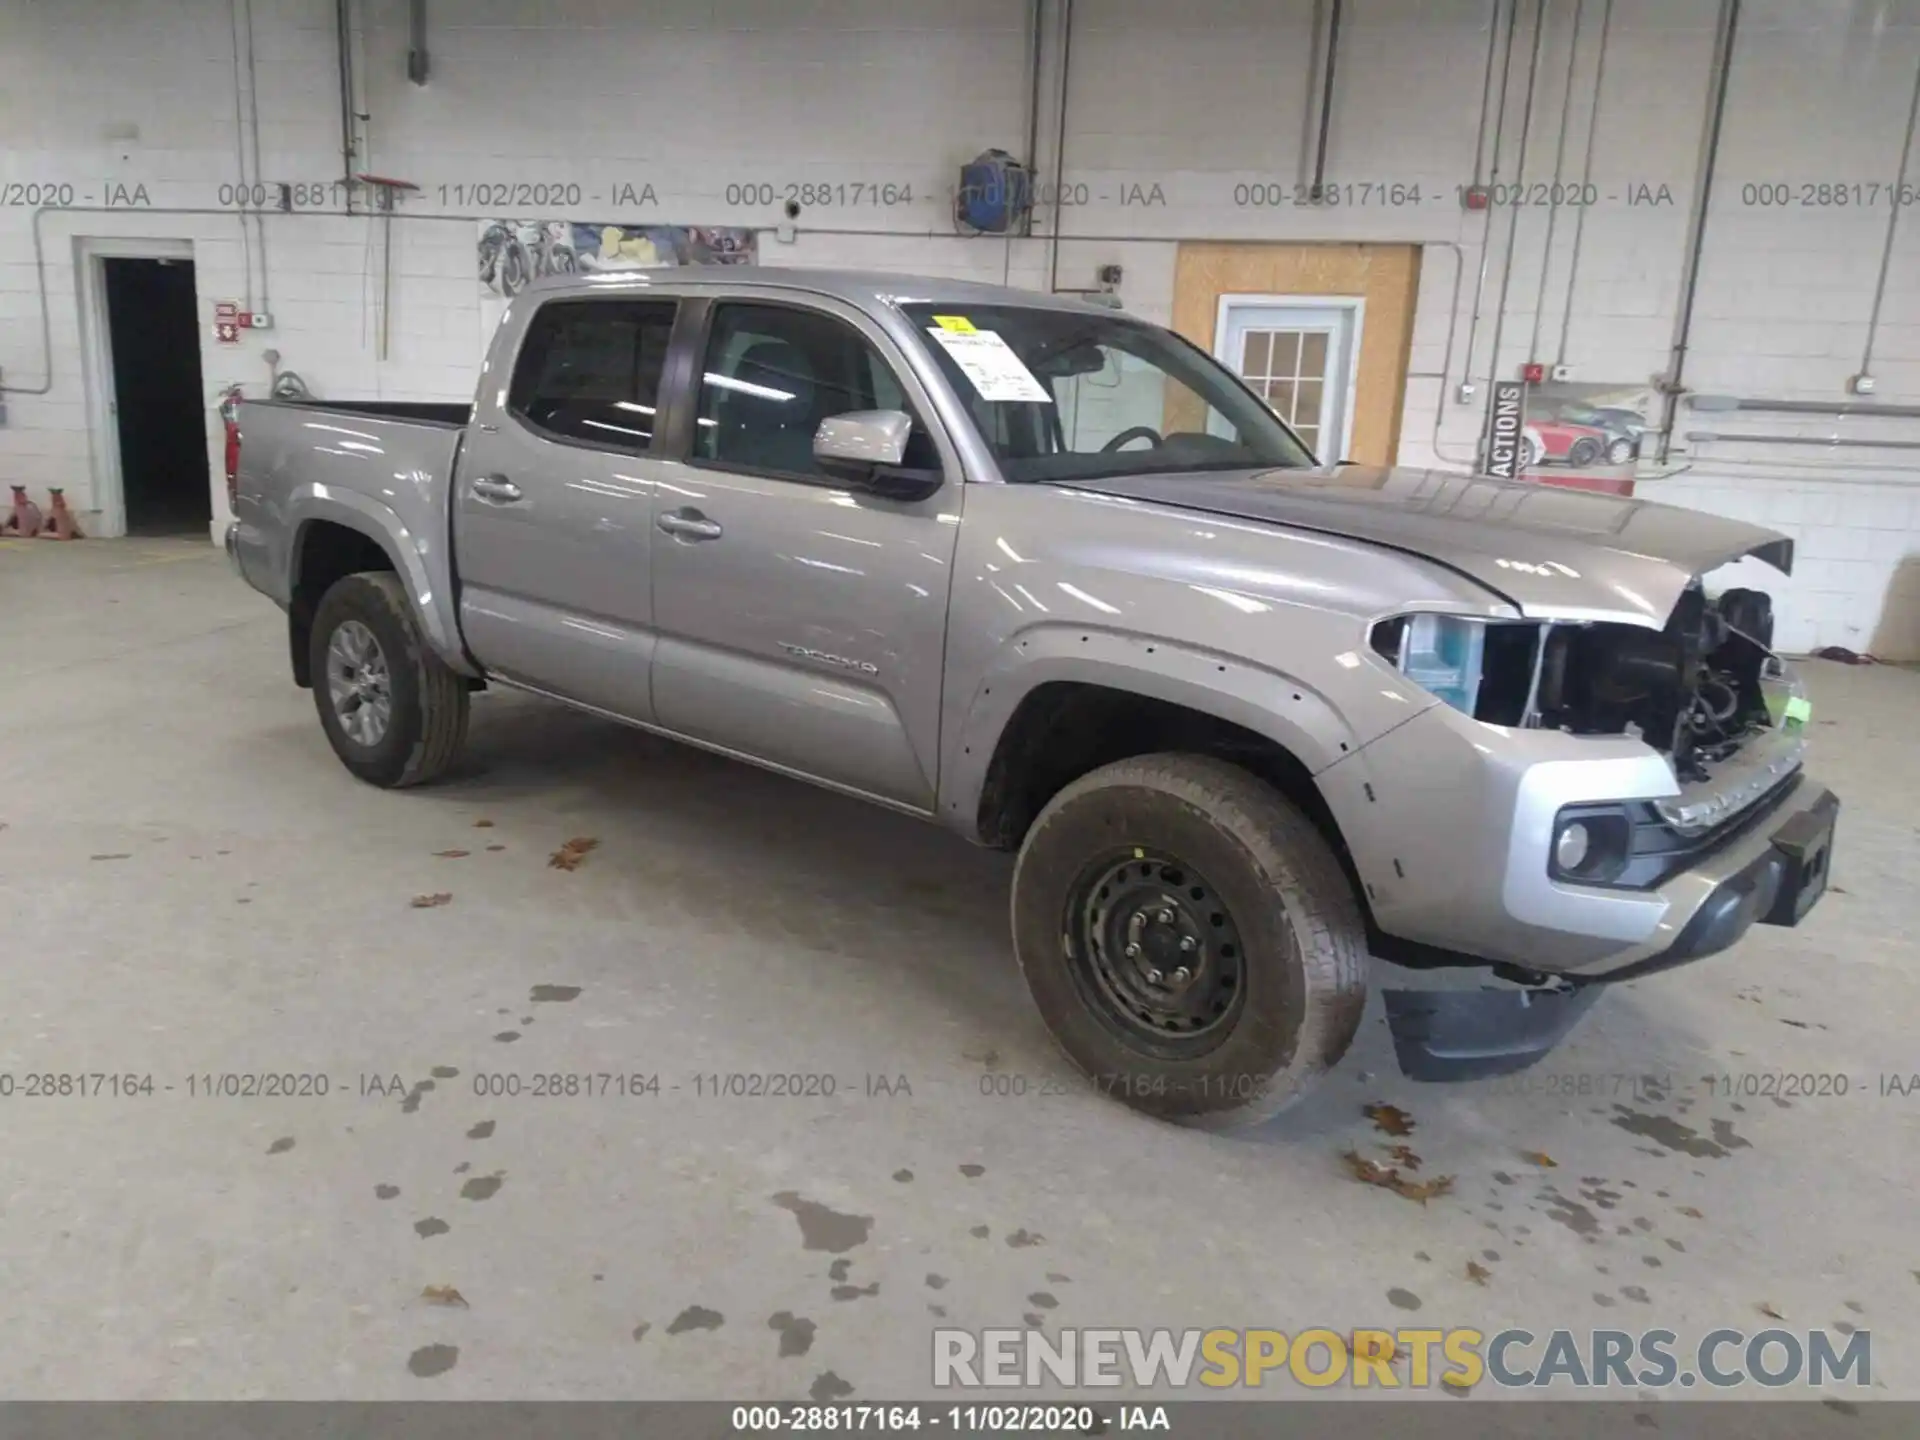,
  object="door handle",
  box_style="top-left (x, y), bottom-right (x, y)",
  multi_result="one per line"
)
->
top-left (470, 474), bottom-right (523, 504)
top-left (657, 508), bottom-right (723, 541)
